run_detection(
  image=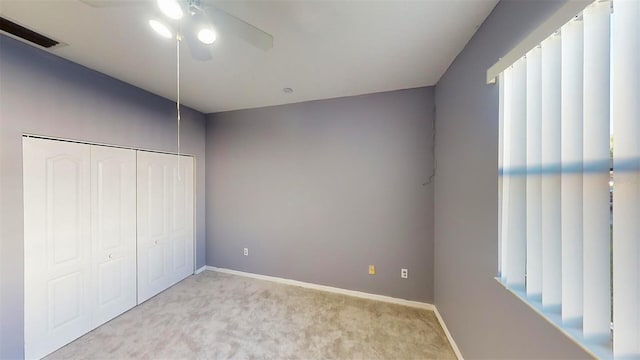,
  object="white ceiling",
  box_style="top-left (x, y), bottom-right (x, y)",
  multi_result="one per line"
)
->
top-left (0, 0), bottom-right (497, 114)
